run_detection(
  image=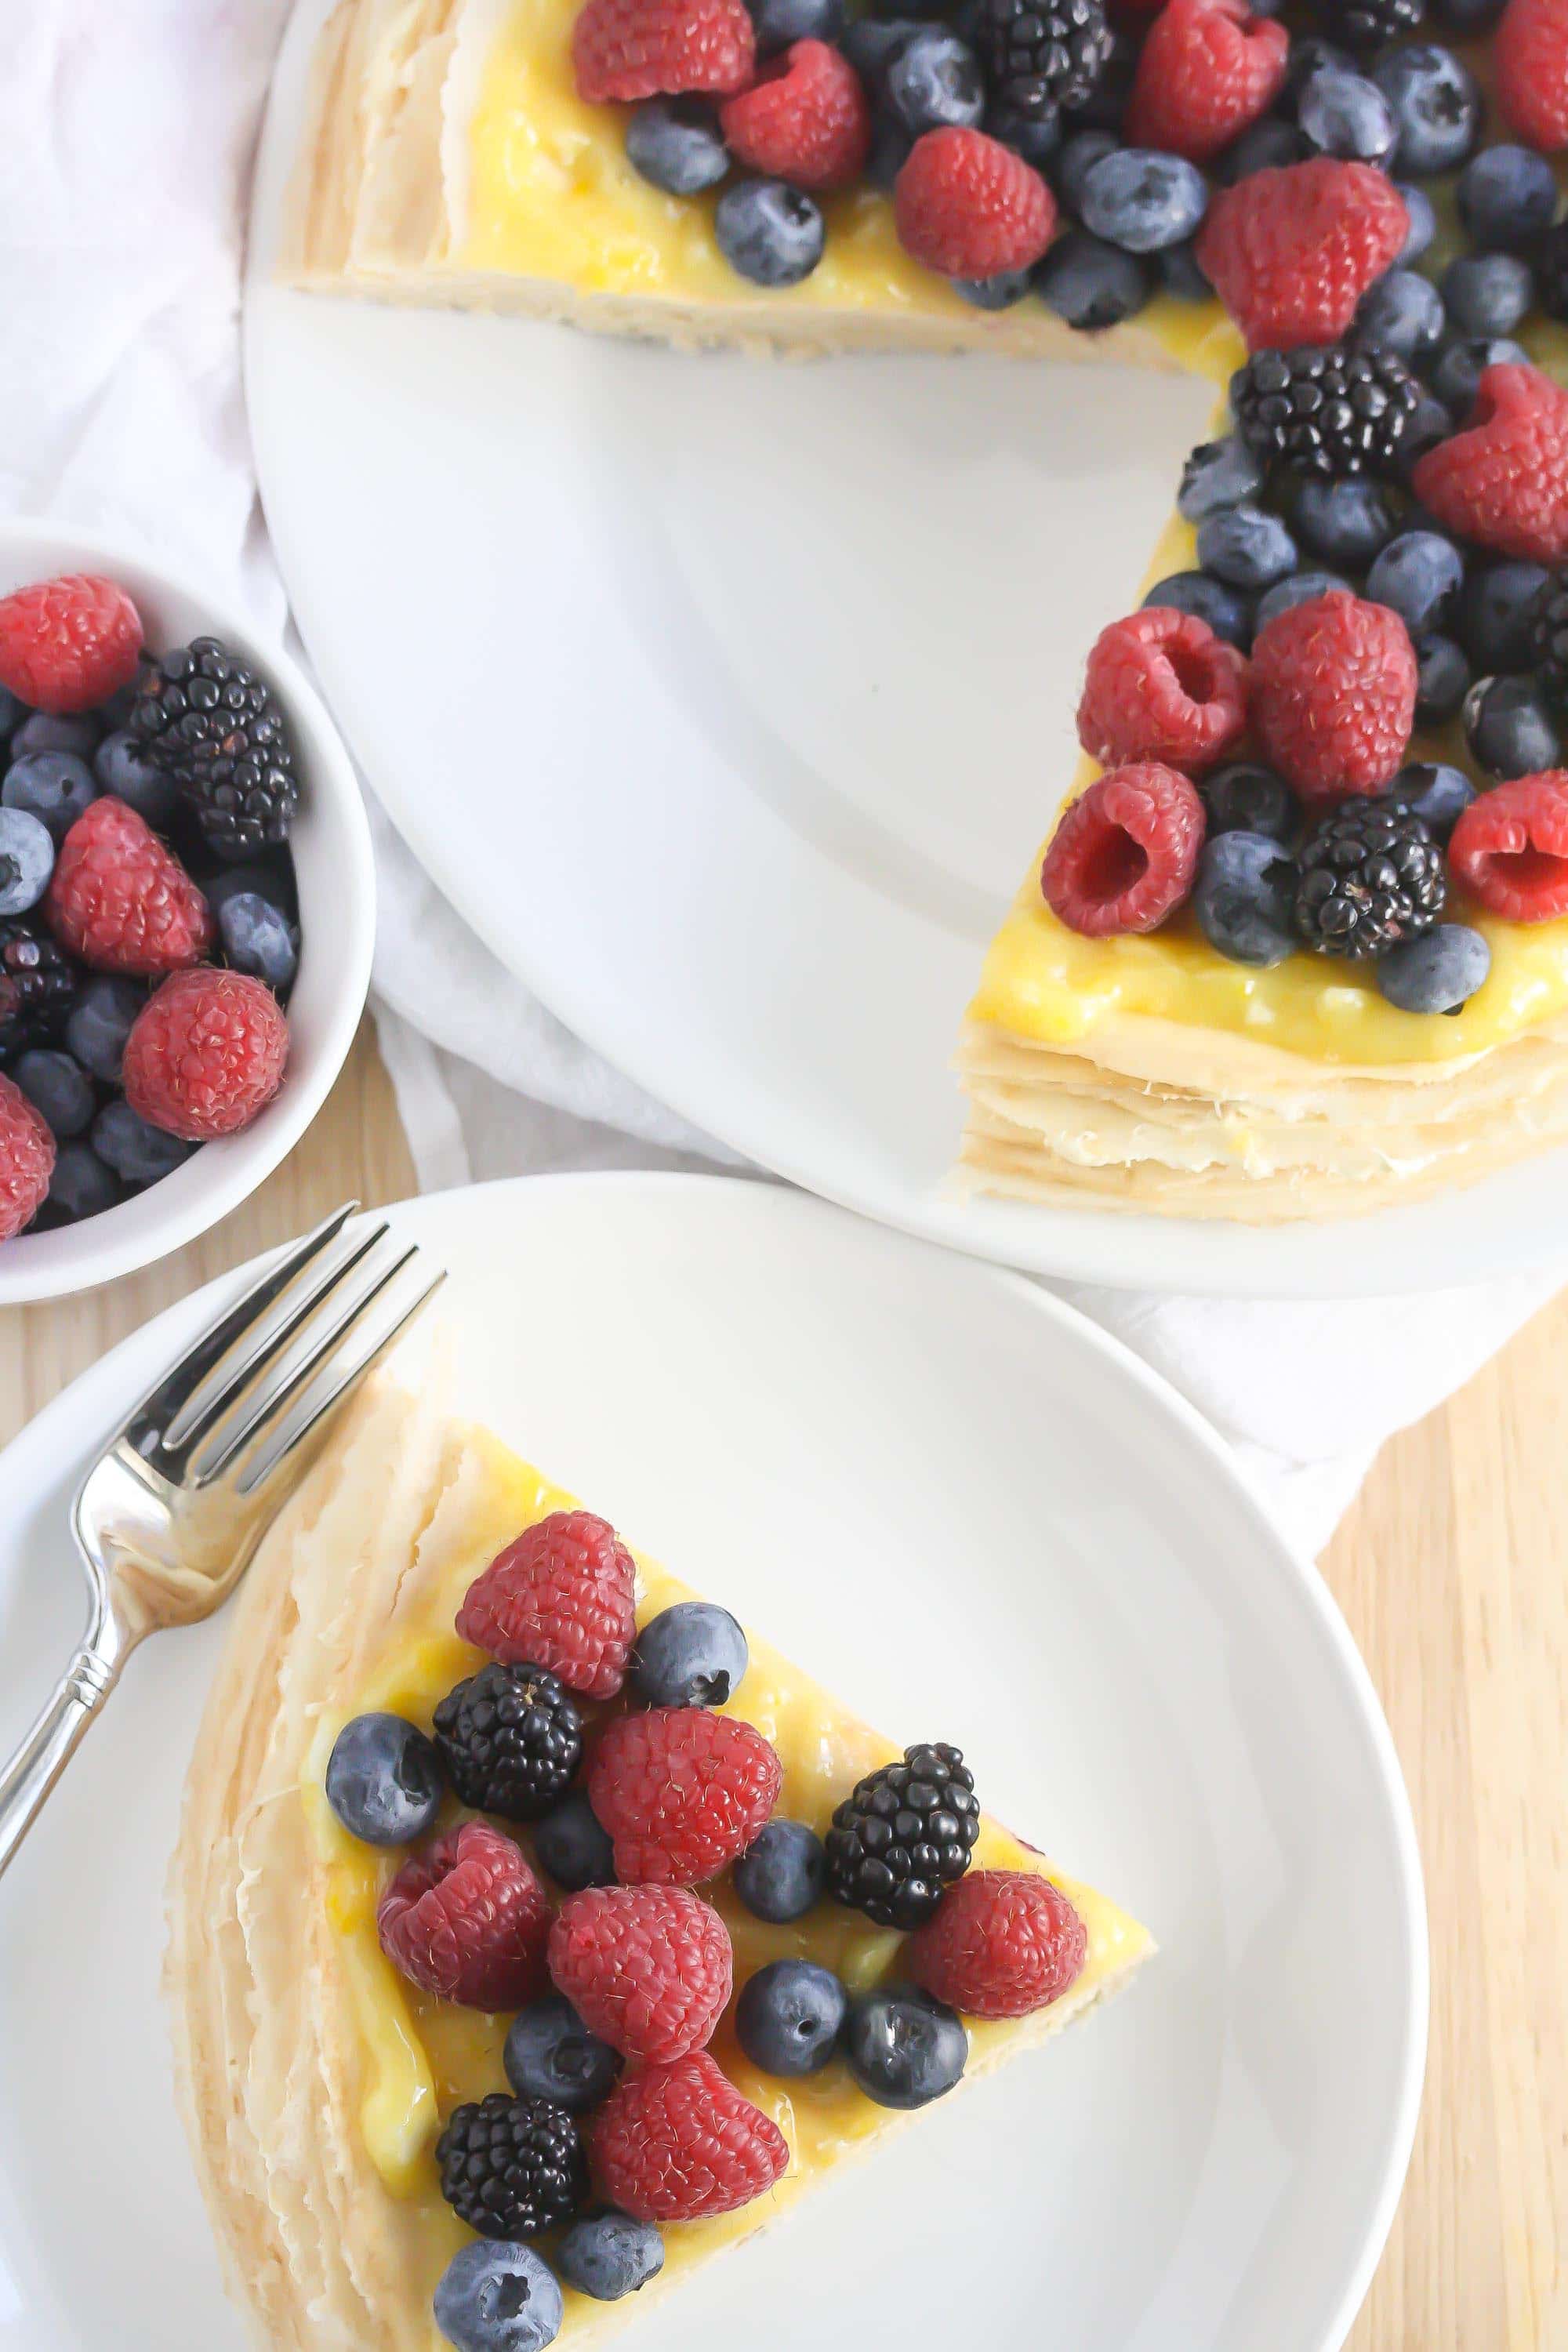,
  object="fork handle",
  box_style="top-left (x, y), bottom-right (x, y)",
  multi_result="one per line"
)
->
top-left (0, 1646), bottom-right (119, 1882)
